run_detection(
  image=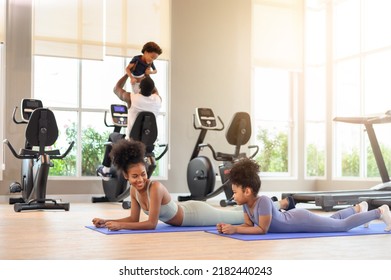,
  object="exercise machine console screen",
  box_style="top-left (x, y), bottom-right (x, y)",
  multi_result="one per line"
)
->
top-left (196, 108), bottom-right (217, 128)
top-left (20, 99), bottom-right (43, 122)
top-left (110, 104), bottom-right (128, 126)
